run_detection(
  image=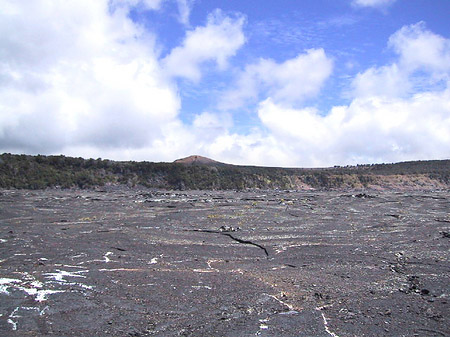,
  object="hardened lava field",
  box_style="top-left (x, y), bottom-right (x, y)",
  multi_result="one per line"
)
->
top-left (0, 188), bottom-right (449, 336)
